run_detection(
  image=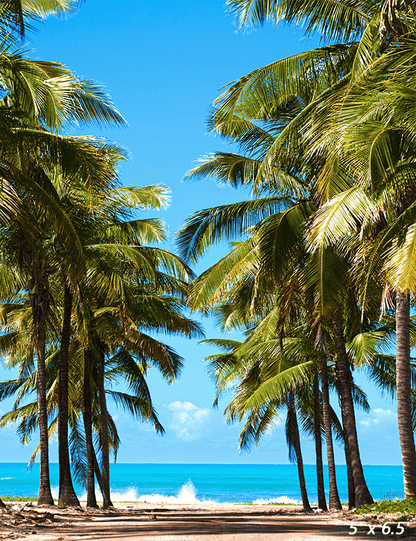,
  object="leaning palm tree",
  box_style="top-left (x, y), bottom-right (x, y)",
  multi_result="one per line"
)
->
top-left (225, 0), bottom-right (416, 500)
top-left (57, 178), bottom-right (202, 507)
top-left (177, 50), bottom-right (375, 503)
top-left (303, 34), bottom-right (416, 495)
top-left (0, 199), bottom-right (203, 506)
